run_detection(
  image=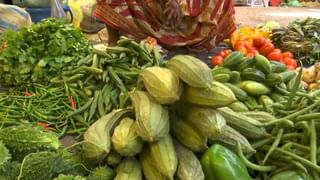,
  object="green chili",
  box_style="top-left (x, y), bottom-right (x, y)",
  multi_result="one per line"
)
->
top-left (68, 98), bottom-right (93, 117)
